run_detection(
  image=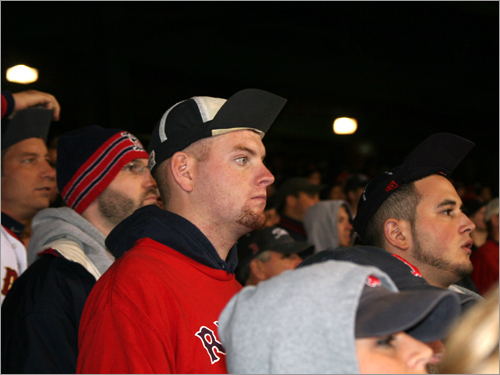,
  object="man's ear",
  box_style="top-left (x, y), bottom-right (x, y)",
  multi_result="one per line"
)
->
top-left (170, 152), bottom-right (195, 192)
top-left (383, 219), bottom-right (411, 251)
top-left (249, 258), bottom-right (267, 281)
